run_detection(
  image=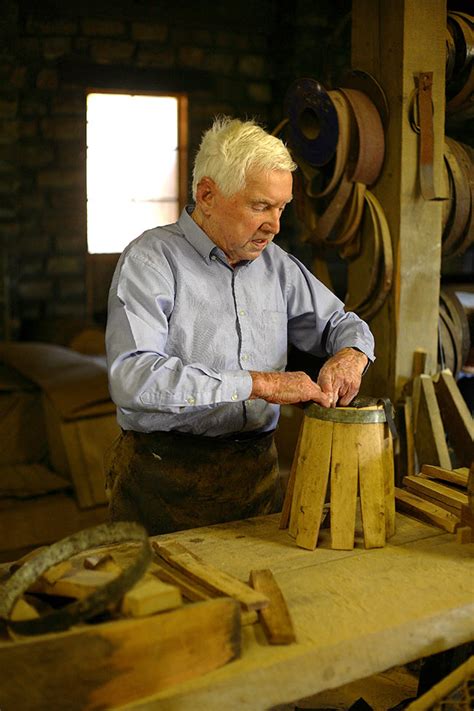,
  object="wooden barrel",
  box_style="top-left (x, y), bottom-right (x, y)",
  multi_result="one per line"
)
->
top-left (280, 399), bottom-right (396, 551)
